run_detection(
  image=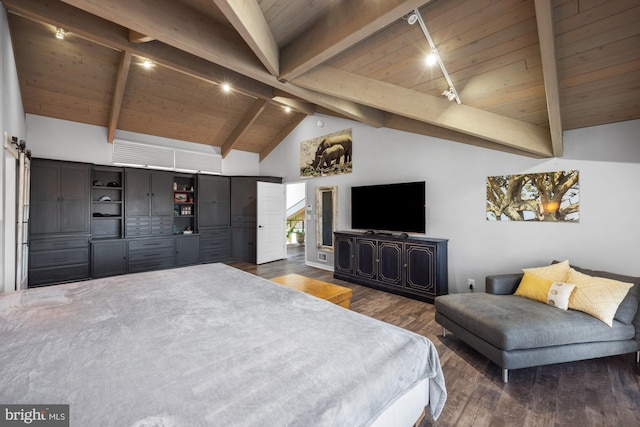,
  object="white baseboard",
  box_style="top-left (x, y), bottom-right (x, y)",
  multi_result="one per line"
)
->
top-left (305, 260), bottom-right (334, 272)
